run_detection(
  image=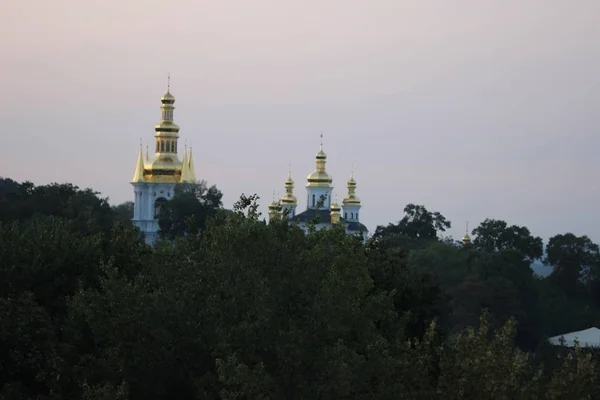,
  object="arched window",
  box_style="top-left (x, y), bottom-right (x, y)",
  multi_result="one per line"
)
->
top-left (312, 194), bottom-right (316, 207)
top-left (356, 212), bottom-right (359, 220)
top-left (154, 197), bottom-right (167, 219)
top-left (351, 212), bottom-right (354, 219)
top-left (344, 213), bottom-right (347, 219)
